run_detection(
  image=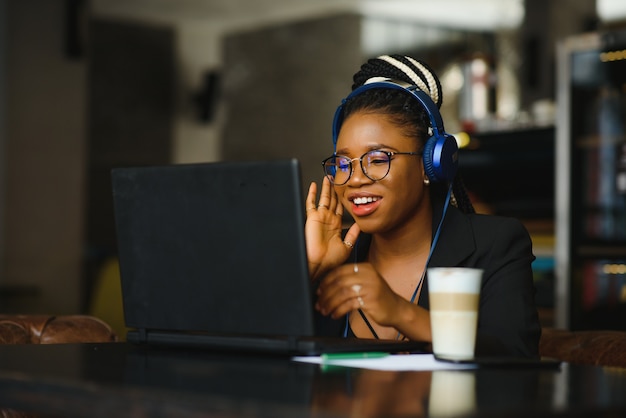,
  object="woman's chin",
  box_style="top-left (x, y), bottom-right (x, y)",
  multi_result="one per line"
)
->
top-left (352, 220), bottom-right (380, 235)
